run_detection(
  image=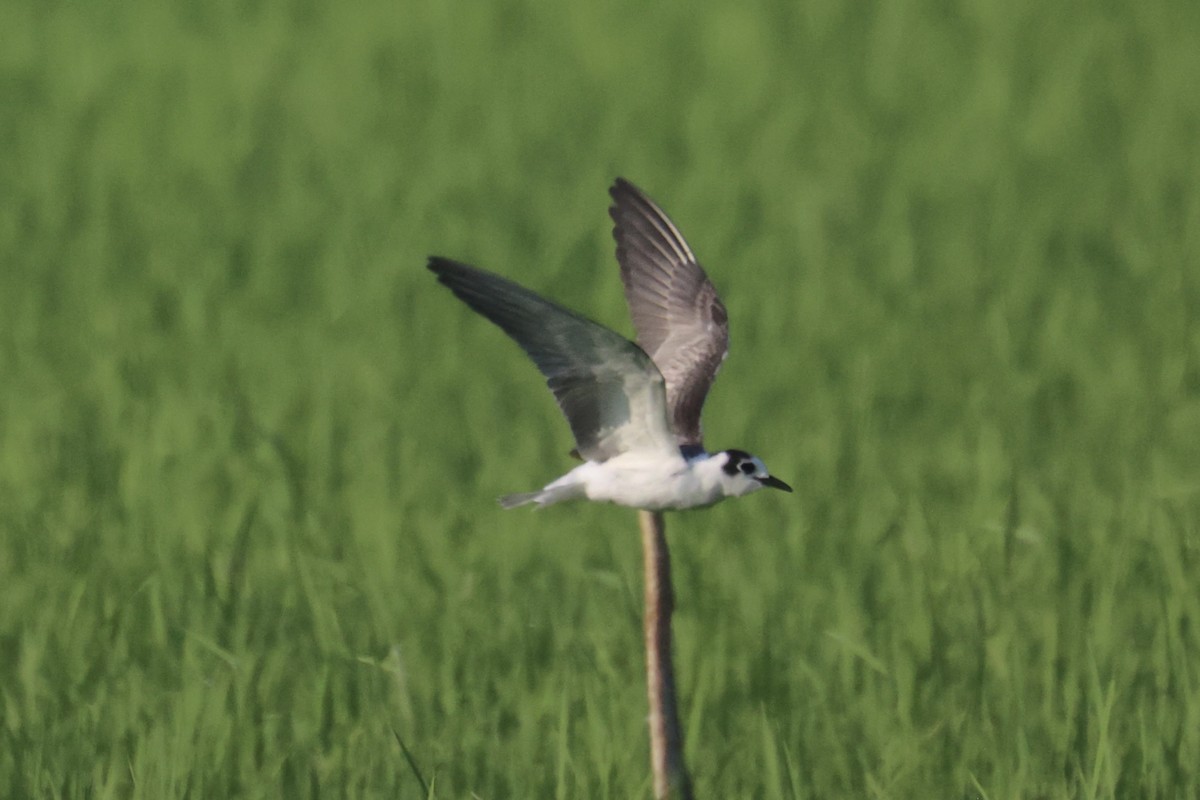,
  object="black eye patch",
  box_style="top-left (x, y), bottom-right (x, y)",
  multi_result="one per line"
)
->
top-left (722, 449), bottom-right (754, 476)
